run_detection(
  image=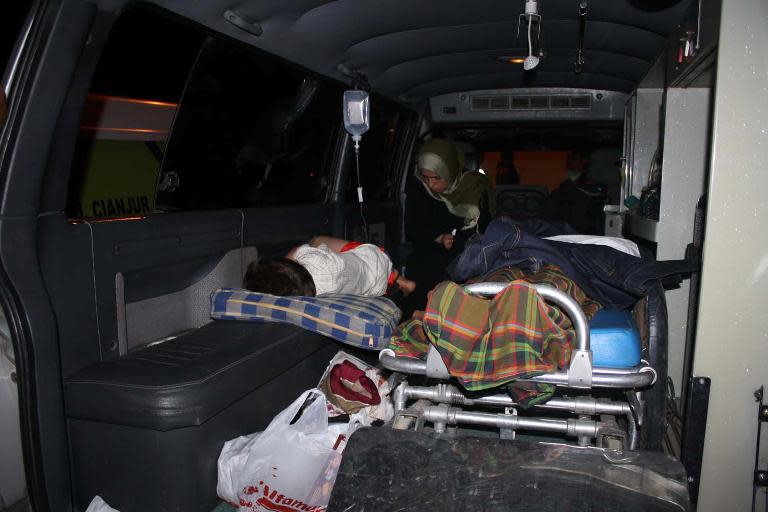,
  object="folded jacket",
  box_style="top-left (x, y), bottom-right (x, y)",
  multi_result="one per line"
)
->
top-left (450, 216), bottom-right (695, 309)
